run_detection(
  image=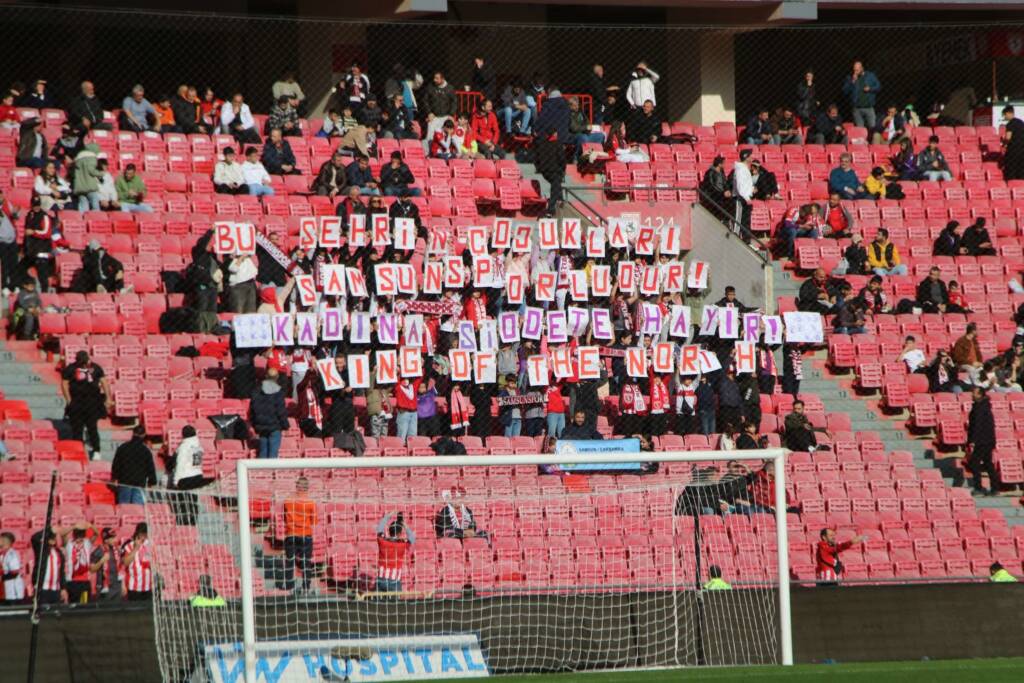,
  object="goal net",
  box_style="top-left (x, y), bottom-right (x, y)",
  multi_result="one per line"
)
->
top-left (146, 449), bottom-right (791, 682)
